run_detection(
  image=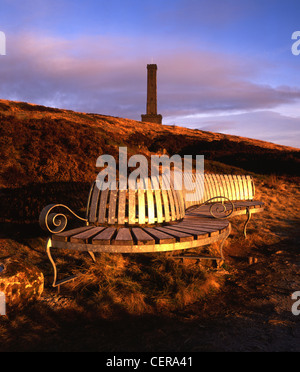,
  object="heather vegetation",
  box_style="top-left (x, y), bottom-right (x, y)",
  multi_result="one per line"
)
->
top-left (0, 100), bottom-right (299, 223)
top-left (0, 100), bottom-right (299, 351)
